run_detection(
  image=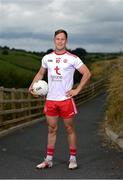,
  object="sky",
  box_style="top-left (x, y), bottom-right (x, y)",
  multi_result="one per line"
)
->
top-left (0, 0), bottom-right (123, 52)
